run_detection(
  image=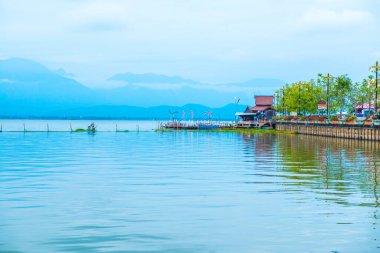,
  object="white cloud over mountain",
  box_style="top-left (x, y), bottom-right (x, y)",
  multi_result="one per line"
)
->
top-left (0, 0), bottom-right (379, 87)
